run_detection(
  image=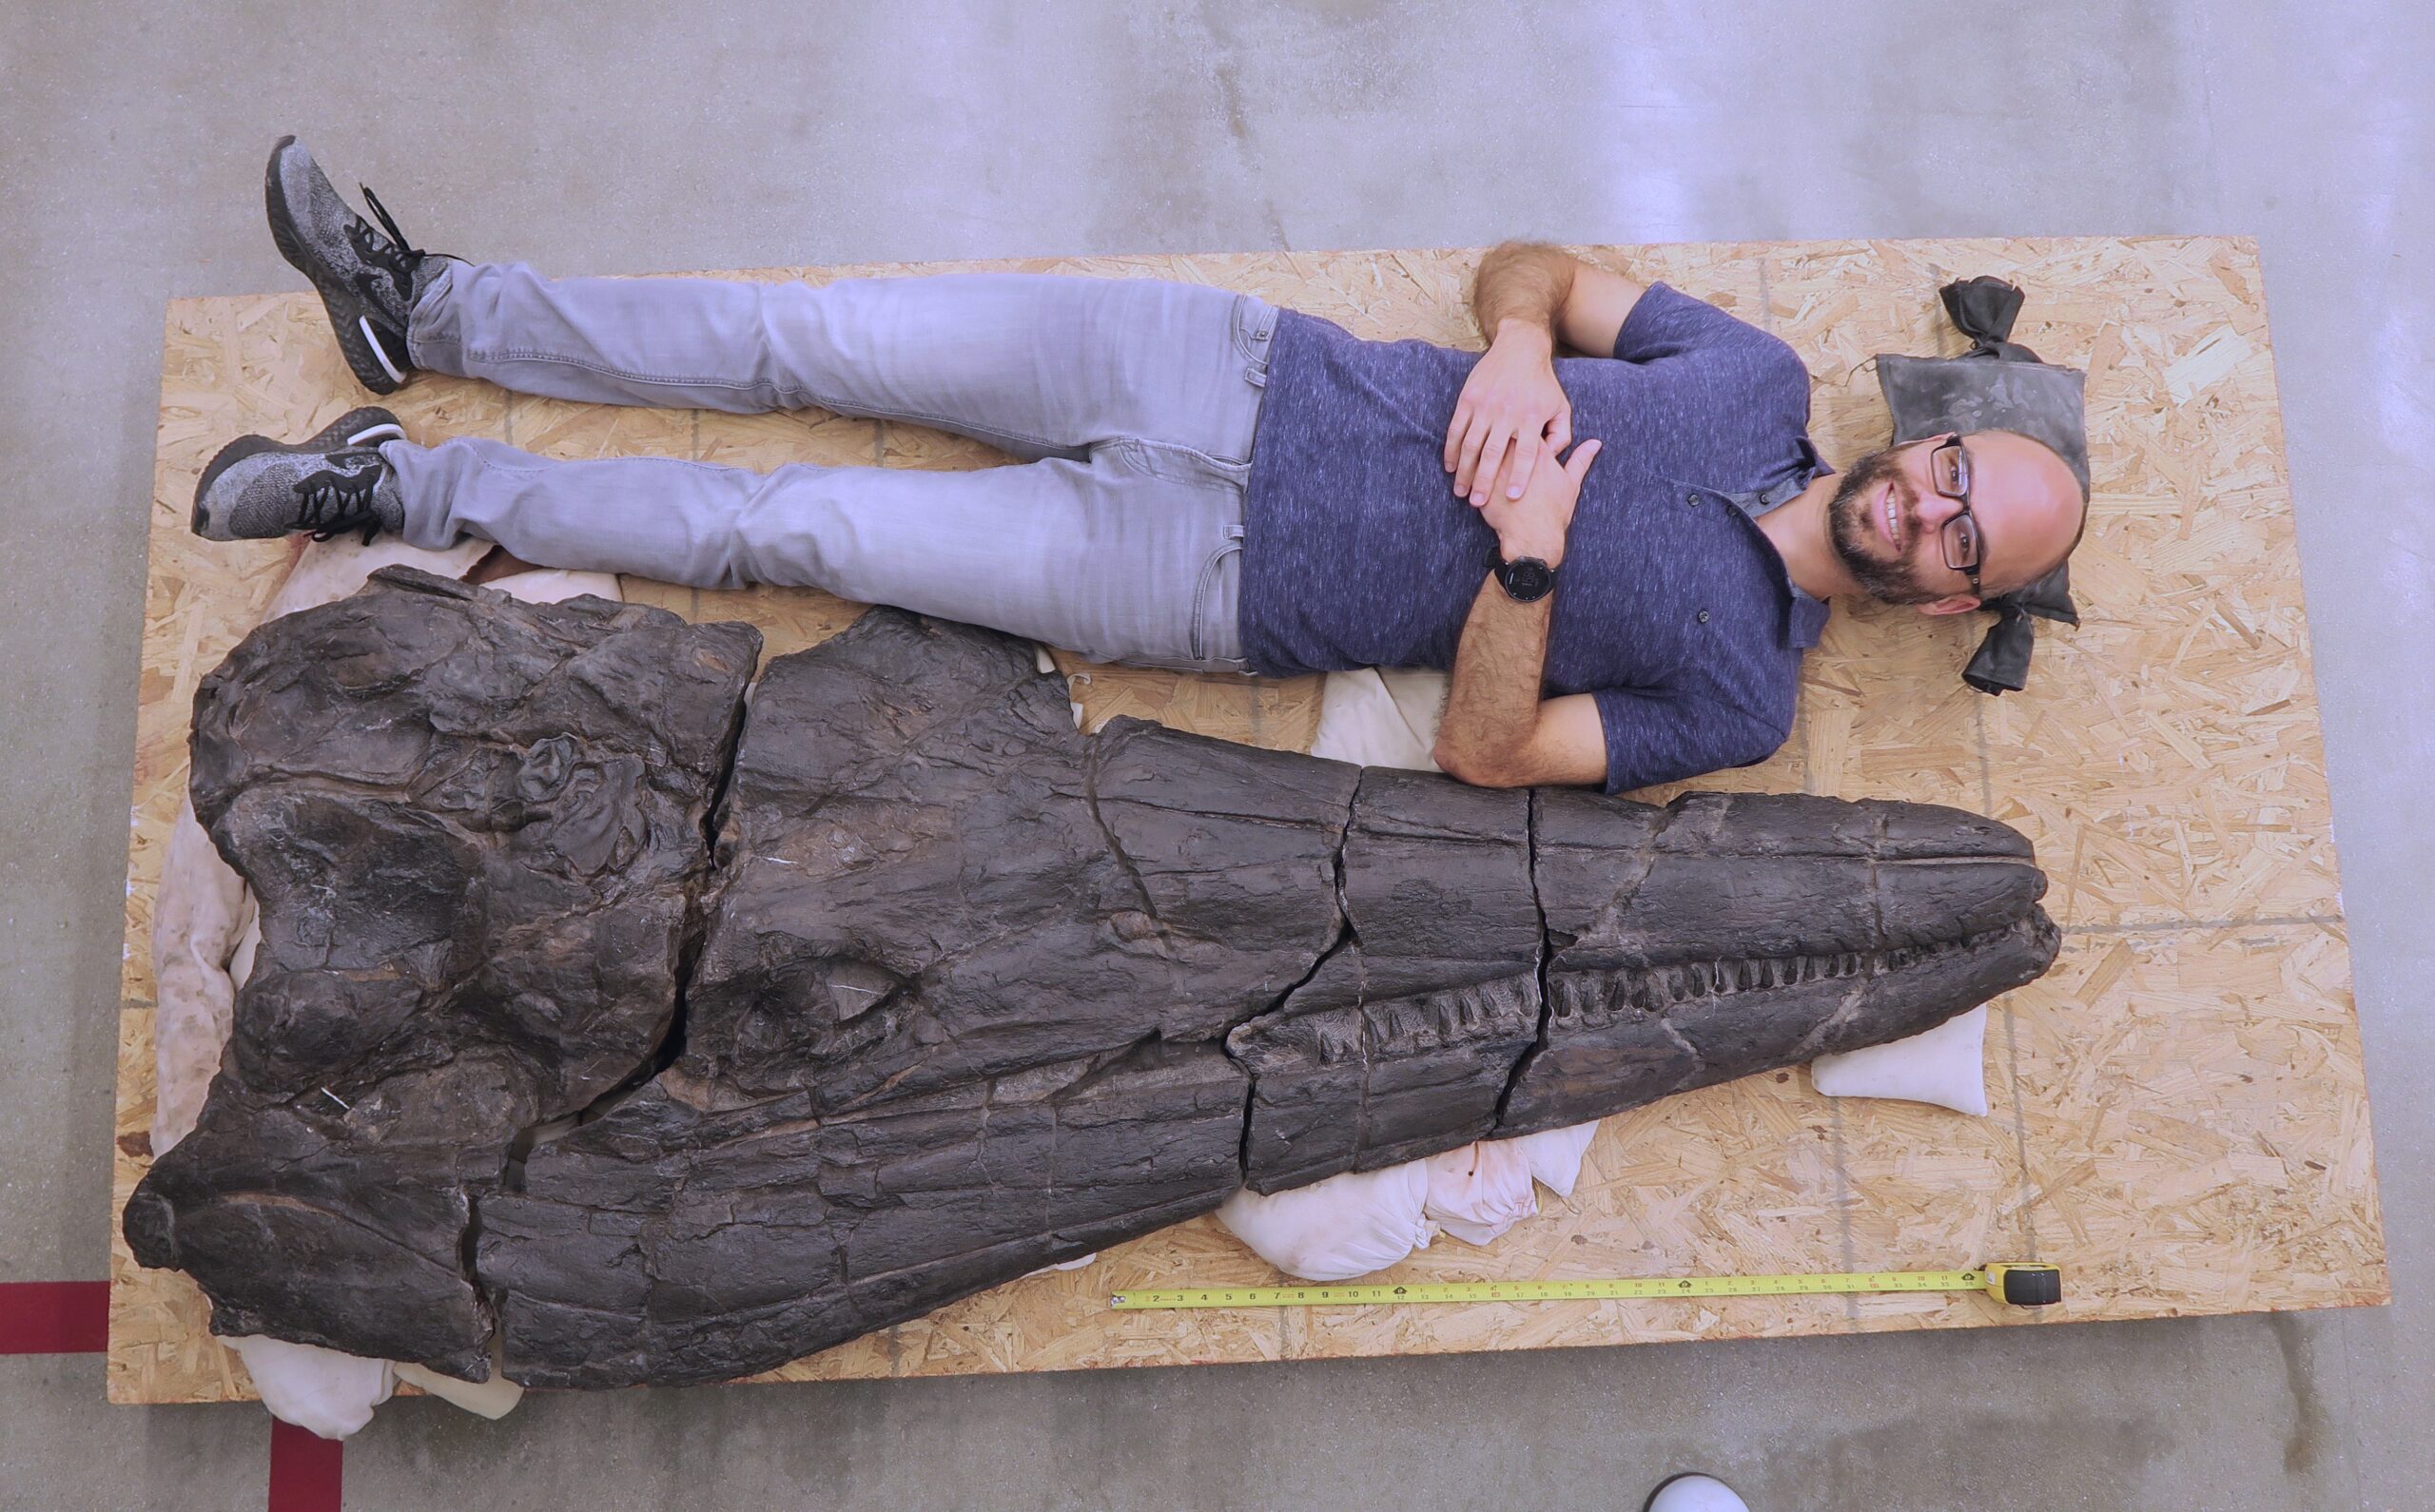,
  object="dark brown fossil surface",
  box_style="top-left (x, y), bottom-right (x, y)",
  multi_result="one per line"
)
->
top-left (123, 571), bottom-right (762, 1377)
top-left (127, 570), bottom-right (2059, 1389)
